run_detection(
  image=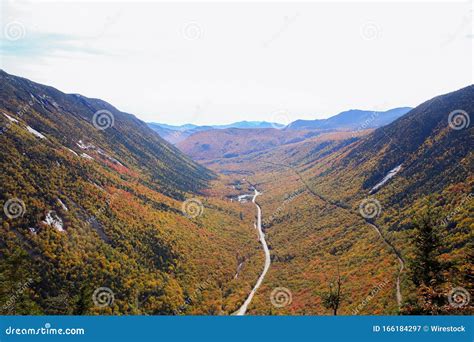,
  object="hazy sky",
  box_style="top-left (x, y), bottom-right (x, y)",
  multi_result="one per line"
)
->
top-left (1, 1), bottom-right (472, 125)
